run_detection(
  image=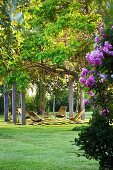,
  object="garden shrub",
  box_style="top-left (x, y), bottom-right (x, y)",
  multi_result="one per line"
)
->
top-left (75, 23), bottom-right (113, 170)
